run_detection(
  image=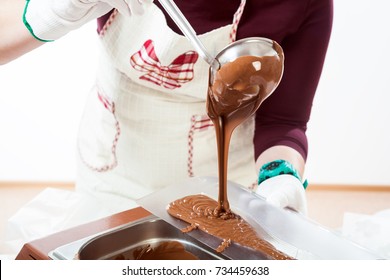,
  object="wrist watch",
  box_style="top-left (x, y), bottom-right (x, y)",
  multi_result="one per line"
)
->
top-left (258, 159), bottom-right (308, 189)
